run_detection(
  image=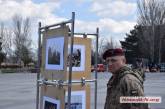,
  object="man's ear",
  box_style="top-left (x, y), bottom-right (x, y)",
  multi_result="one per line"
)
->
top-left (123, 57), bottom-right (126, 63)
